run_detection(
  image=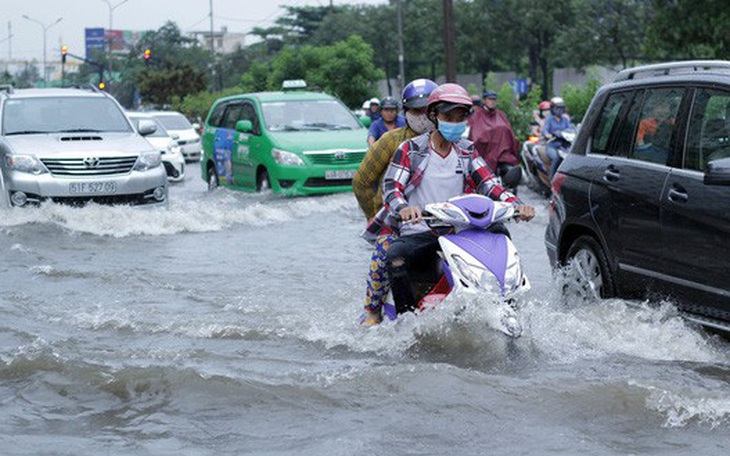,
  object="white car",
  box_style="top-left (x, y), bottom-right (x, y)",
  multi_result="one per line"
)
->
top-left (146, 111), bottom-right (201, 162)
top-left (127, 113), bottom-right (185, 182)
